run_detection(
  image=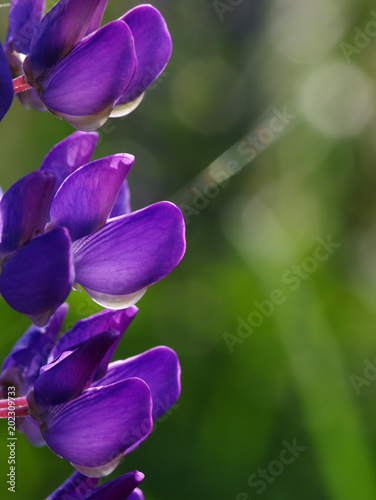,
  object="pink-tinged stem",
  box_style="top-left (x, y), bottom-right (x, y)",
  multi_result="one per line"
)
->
top-left (0, 396), bottom-right (26, 409)
top-left (0, 396), bottom-right (29, 418)
top-left (13, 74), bottom-right (32, 94)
